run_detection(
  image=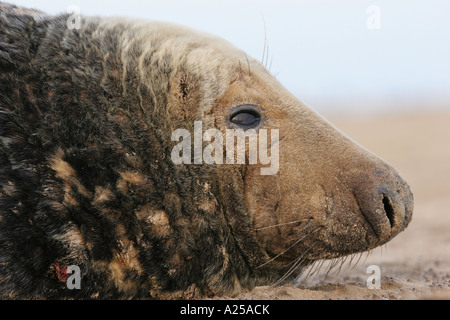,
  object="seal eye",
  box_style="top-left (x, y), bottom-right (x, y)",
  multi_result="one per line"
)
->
top-left (229, 107), bottom-right (261, 128)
